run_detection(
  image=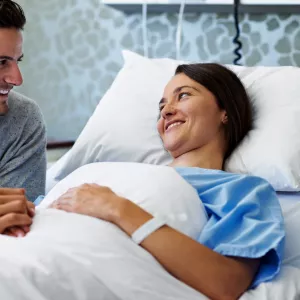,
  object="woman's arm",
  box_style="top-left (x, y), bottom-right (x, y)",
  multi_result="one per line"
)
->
top-left (52, 184), bottom-right (260, 300)
top-left (114, 199), bottom-right (259, 300)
